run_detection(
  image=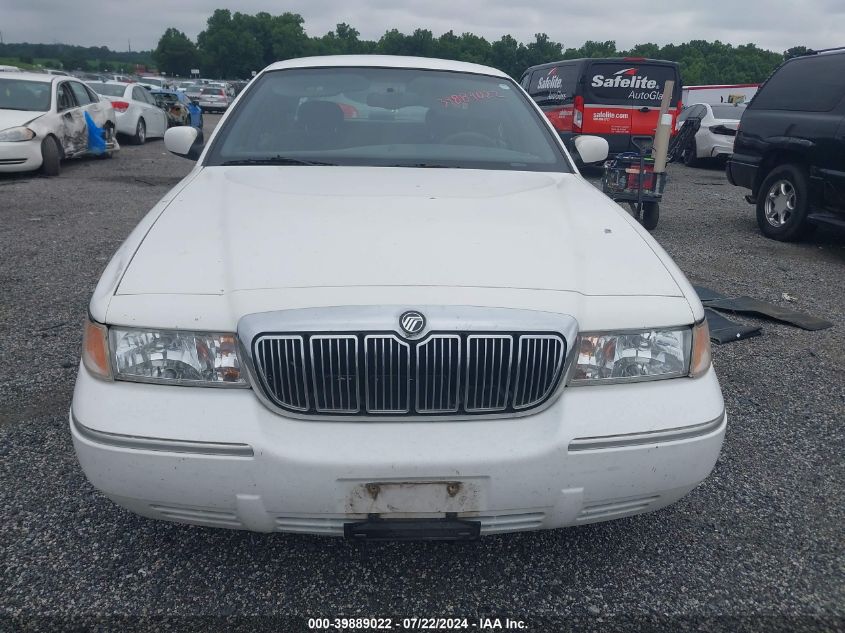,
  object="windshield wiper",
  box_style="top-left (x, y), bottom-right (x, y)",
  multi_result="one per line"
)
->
top-left (389, 163), bottom-right (458, 168)
top-left (221, 156), bottom-right (337, 166)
